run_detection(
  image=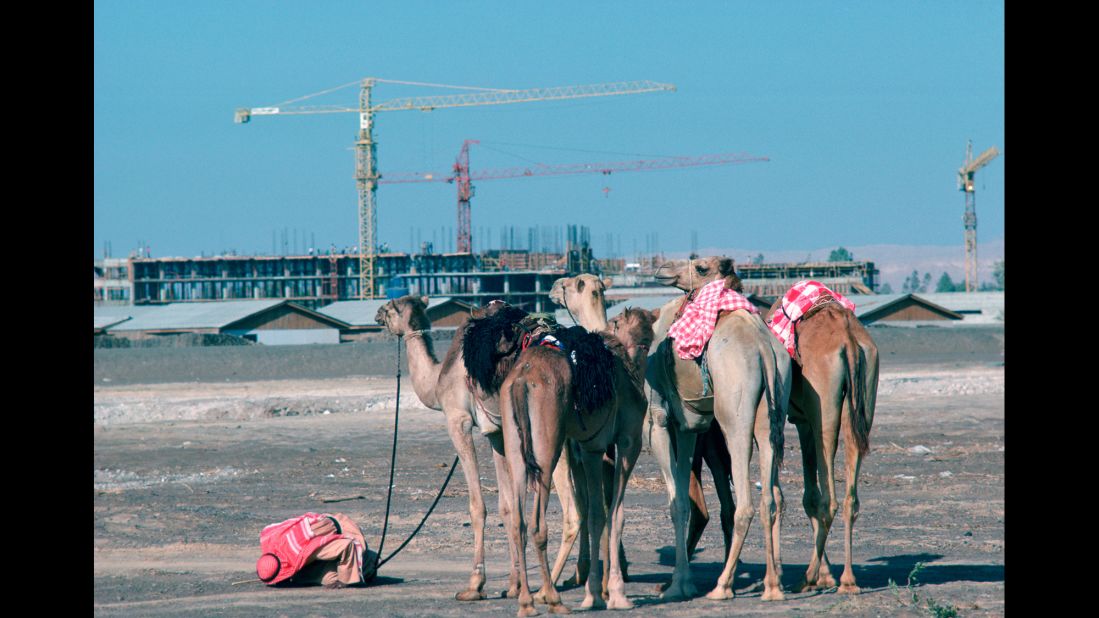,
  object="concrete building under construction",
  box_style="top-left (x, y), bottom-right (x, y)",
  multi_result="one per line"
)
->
top-left (735, 260), bottom-right (879, 296)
